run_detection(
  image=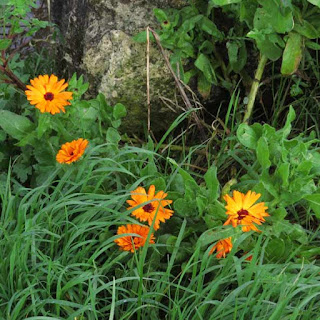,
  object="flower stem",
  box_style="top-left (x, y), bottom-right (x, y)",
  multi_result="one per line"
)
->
top-left (242, 54), bottom-right (268, 123)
